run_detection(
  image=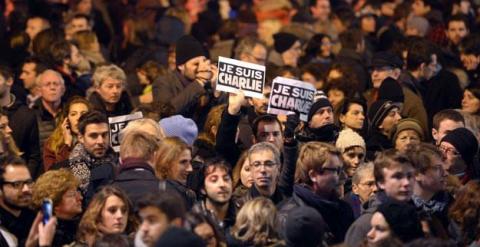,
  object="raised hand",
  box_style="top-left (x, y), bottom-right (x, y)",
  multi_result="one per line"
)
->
top-left (228, 91), bottom-right (248, 115)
